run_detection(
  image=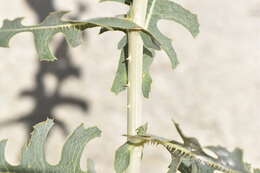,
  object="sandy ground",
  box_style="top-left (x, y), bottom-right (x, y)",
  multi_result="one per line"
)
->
top-left (0, 0), bottom-right (259, 172)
